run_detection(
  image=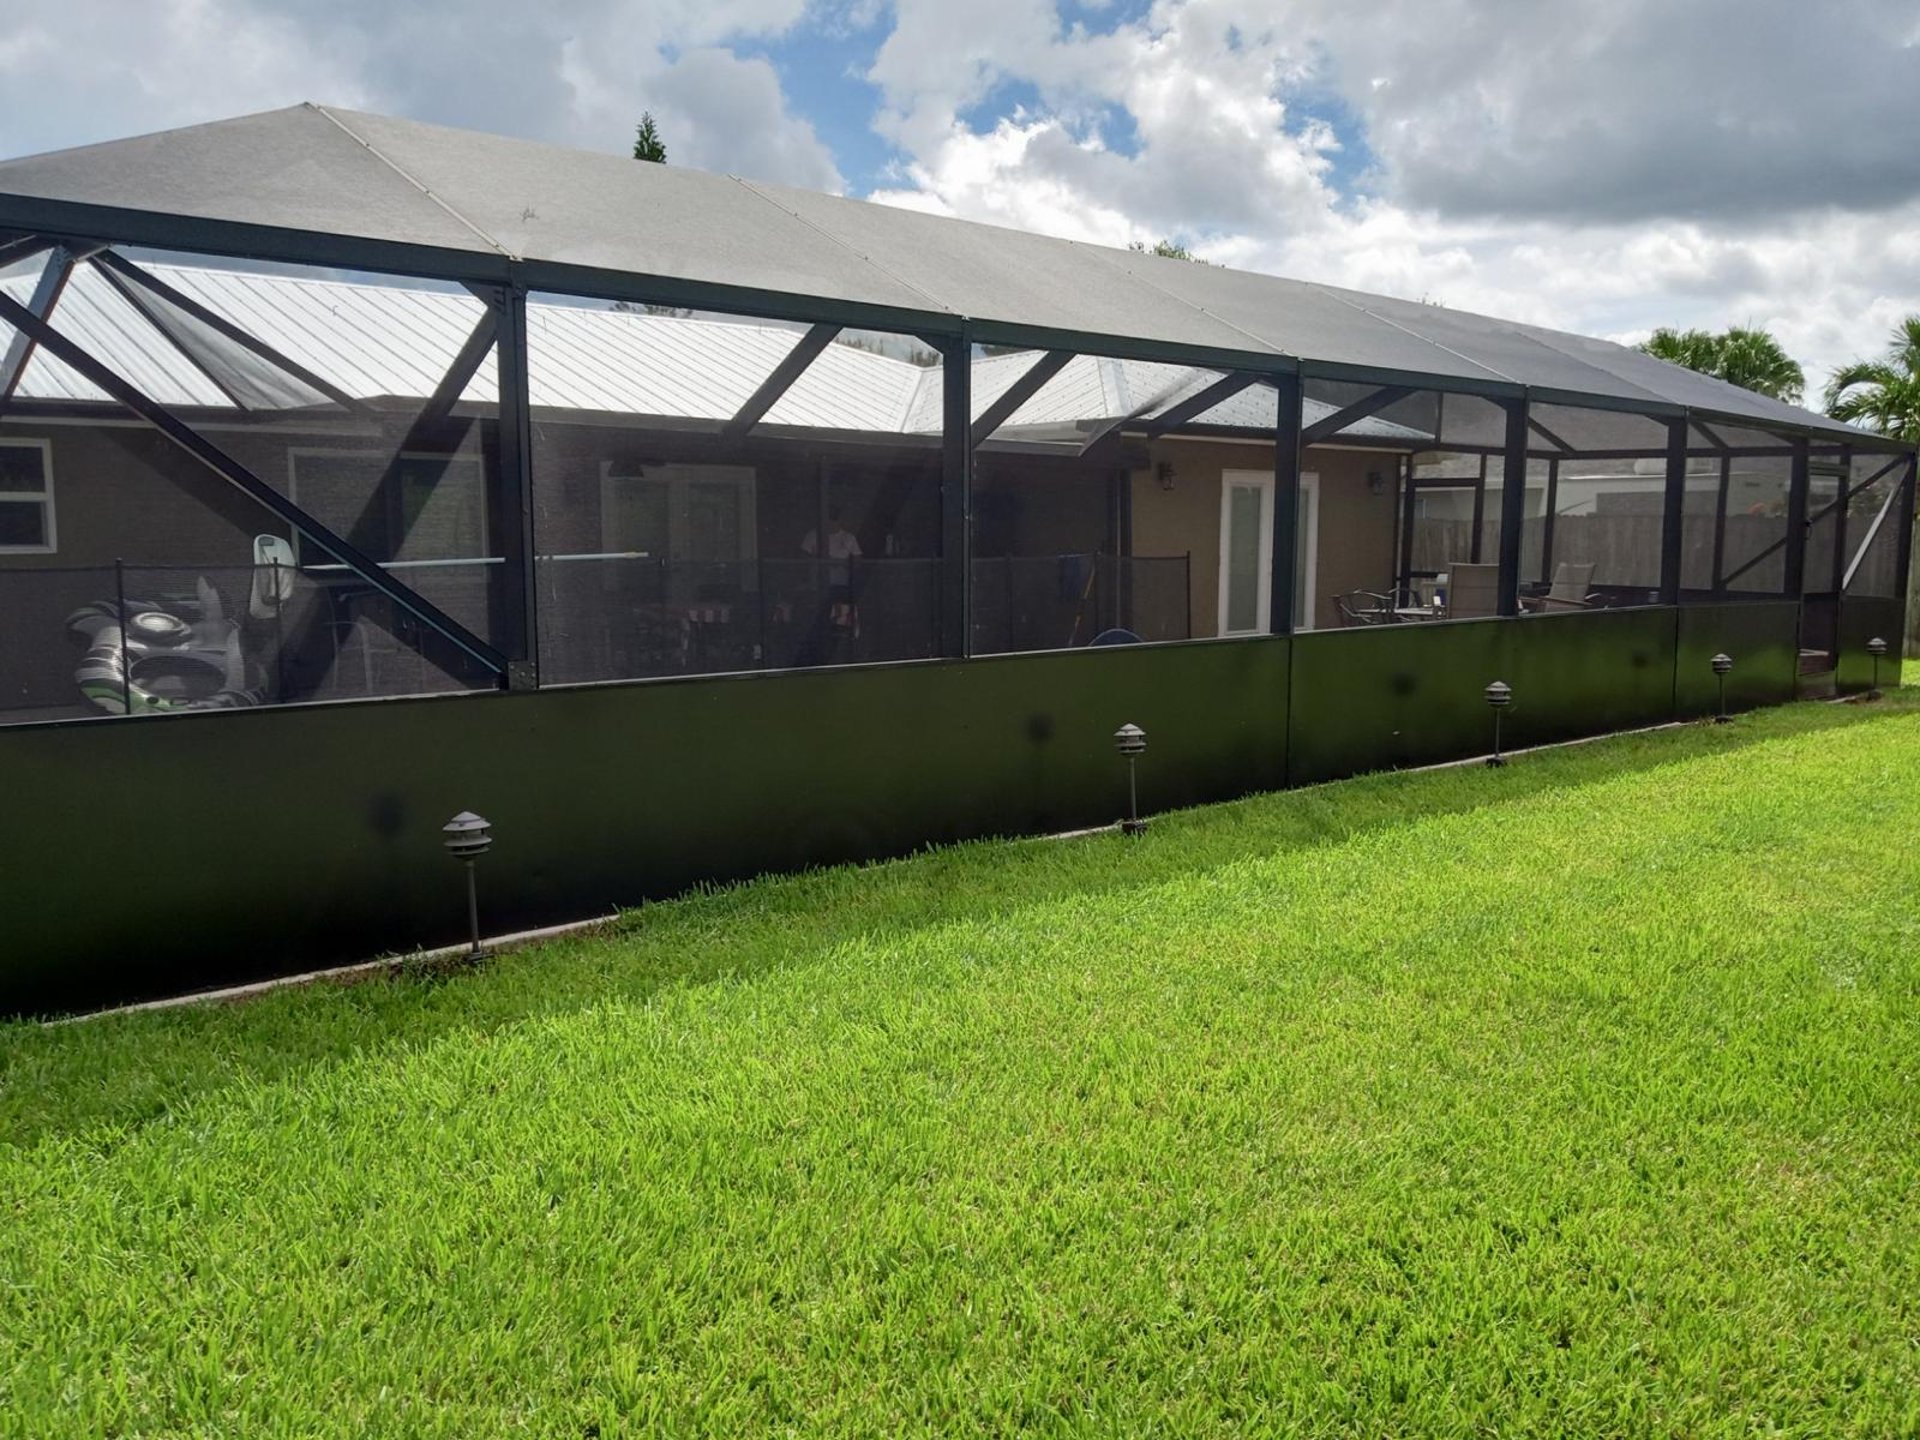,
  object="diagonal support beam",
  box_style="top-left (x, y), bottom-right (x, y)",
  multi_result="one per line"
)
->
top-left (1300, 385), bottom-right (1413, 447)
top-left (0, 234), bottom-right (54, 271)
top-left (92, 258), bottom-right (251, 411)
top-left (1777, 455), bottom-right (1903, 548)
top-left (722, 323), bottom-right (838, 439)
top-left (970, 349), bottom-right (1073, 448)
top-left (1527, 415), bottom-right (1576, 452)
top-left (412, 307), bottom-right (499, 436)
top-left (1841, 468), bottom-right (1902, 592)
top-left (0, 287), bottom-right (507, 678)
top-left (0, 245), bottom-right (83, 403)
top-left (322, 306), bottom-right (502, 574)
top-left (1720, 531), bottom-right (1790, 589)
top-left (1072, 370), bottom-right (1270, 458)
top-left (1143, 371), bottom-right (1263, 437)
top-left (1717, 461), bottom-right (1874, 591)
top-left (94, 250), bottom-right (370, 414)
